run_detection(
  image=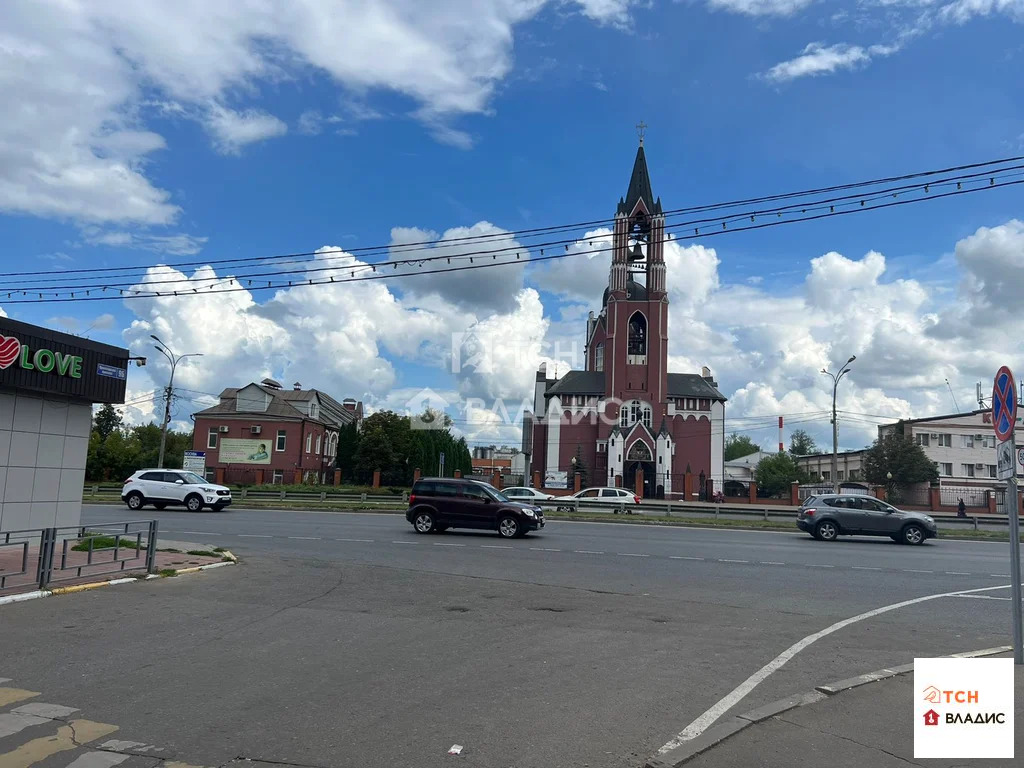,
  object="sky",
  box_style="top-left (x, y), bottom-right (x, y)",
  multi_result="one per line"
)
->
top-left (2, 0), bottom-right (1024, 453)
